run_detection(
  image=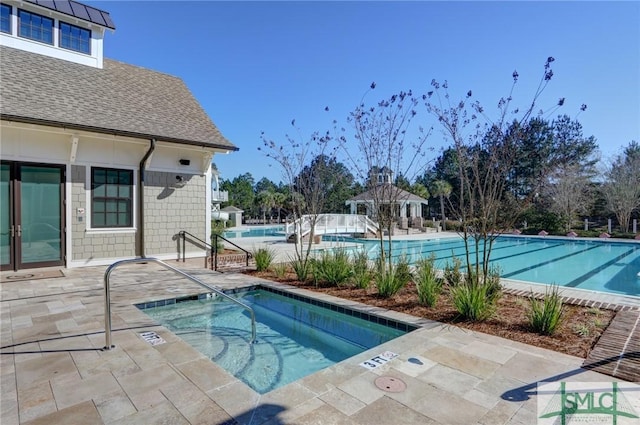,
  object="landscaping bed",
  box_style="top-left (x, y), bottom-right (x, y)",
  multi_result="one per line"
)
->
top-left (245, 269), bottom-right (615, 359)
